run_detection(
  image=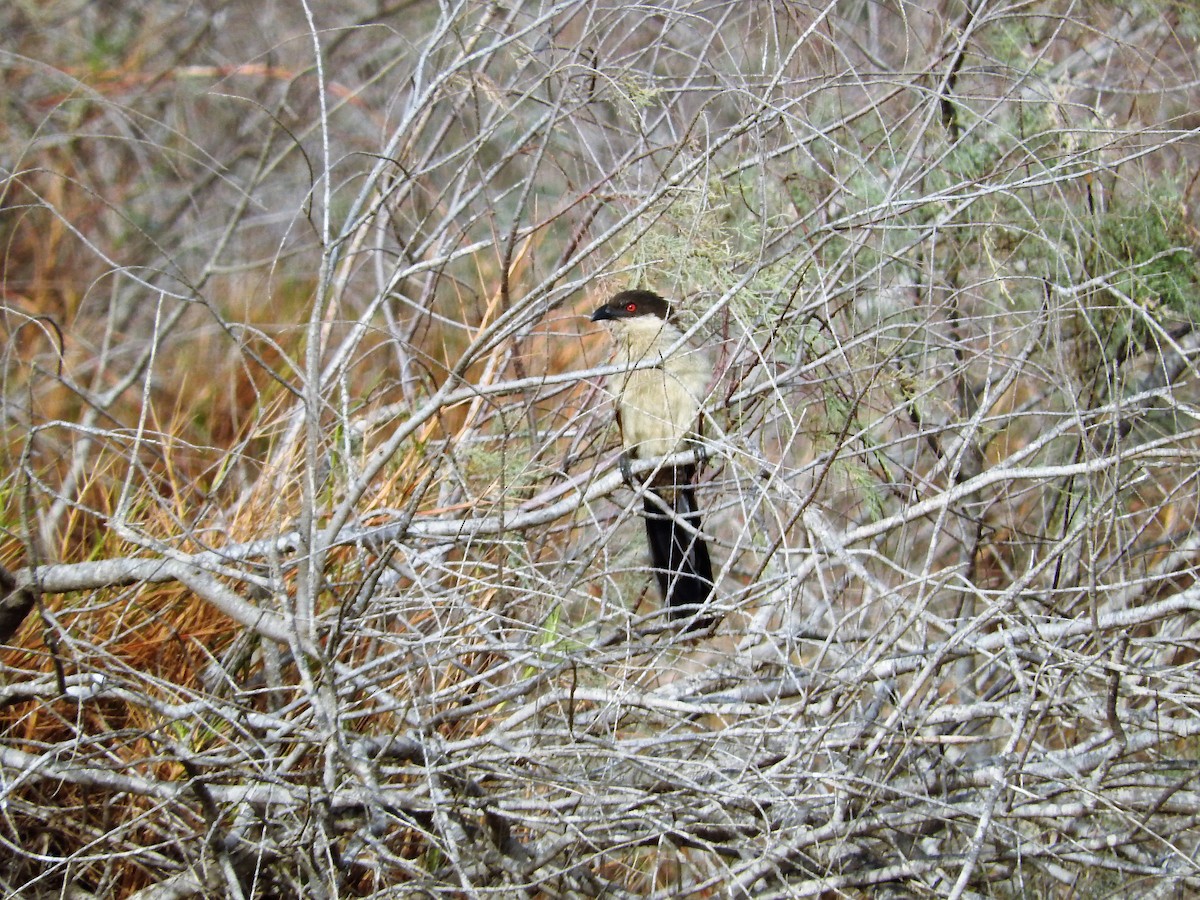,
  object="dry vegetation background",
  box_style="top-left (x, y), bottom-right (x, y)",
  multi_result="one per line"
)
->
top-left (3, 0), bottom-right (1200, 897)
